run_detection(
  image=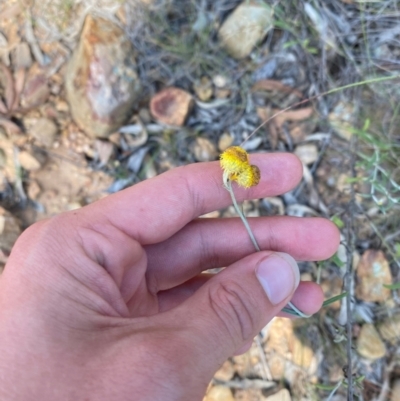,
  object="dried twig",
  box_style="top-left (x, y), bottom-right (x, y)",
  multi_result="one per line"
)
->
top-left (344, 134), bottom-right (357, 401)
